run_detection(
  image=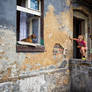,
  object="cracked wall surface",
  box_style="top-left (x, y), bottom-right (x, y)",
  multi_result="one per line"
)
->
top-left (0, 0), bottom-right (73, 77)
top-left (0, 69), bottom-right (69, 92)
top-left (0, 0), bottom-right (92, 91)
top-left (0, 0), bottom-right (72, 91)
